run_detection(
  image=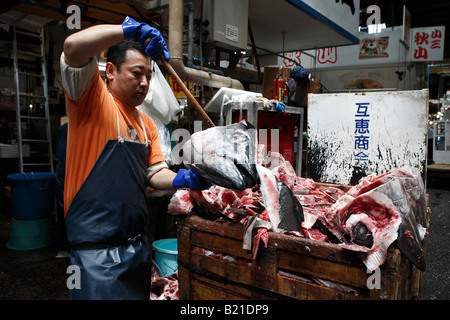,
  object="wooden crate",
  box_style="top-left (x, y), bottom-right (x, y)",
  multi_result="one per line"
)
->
top-left (177, 214), bottom-right (424, 300)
